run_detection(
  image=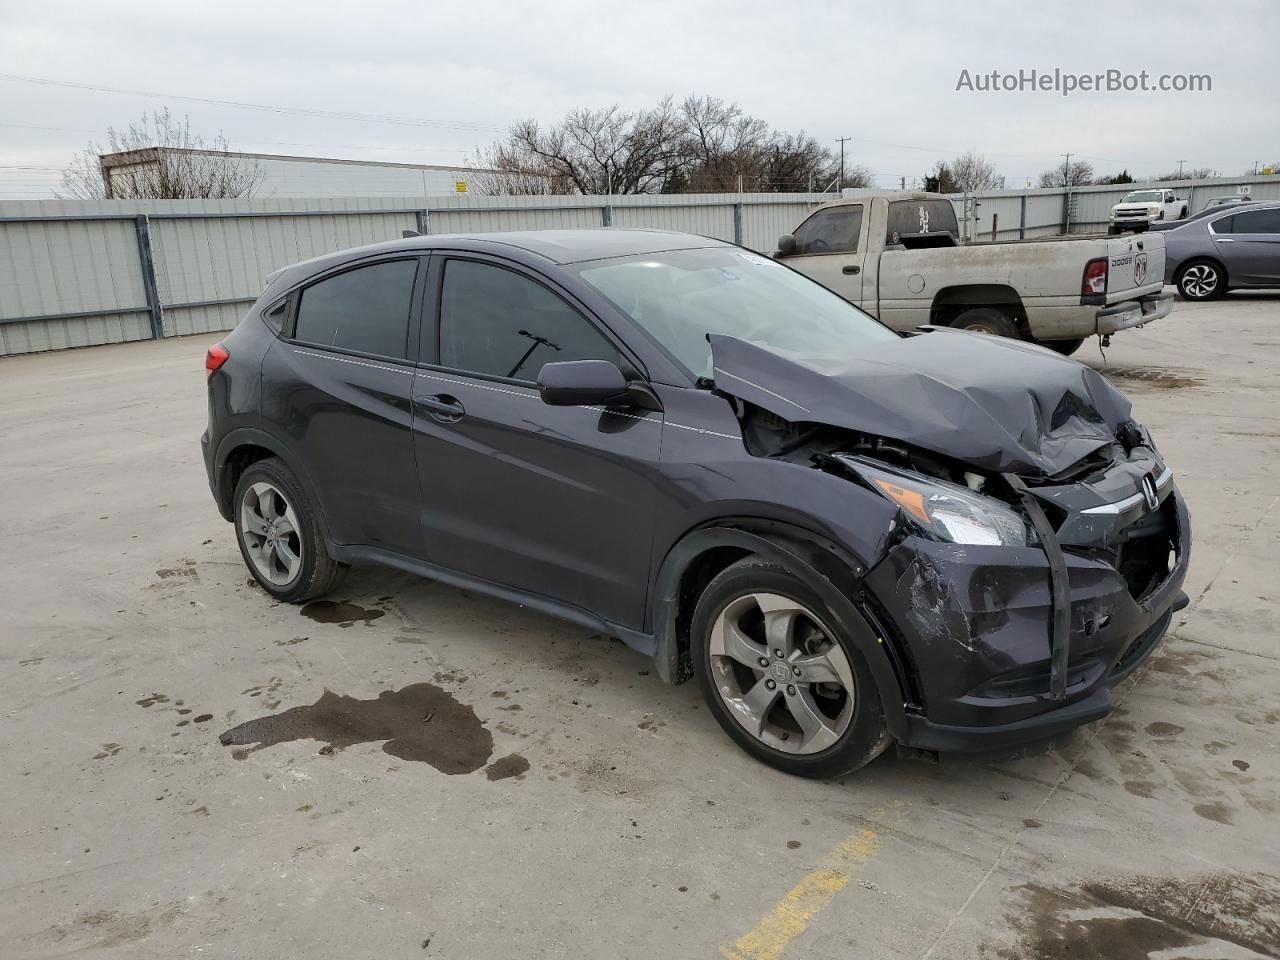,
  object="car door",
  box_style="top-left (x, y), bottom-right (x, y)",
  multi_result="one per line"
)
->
top-left (410, 254), bottom-right (663, 629)
top-left (260, 254), bottom-right (426, 559)
top-left (1213, 208), bottom-right (1280, 284)
top-left (779, 204), bottom-right (867, 308)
